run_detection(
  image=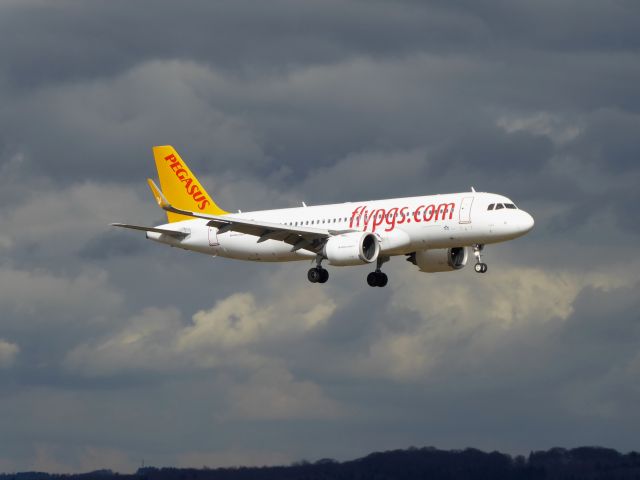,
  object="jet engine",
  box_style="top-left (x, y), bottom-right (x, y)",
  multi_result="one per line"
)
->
top-left (324, 232), bottom-right (380, 266)
top-left (407, 247), bottom-right (468, 272)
